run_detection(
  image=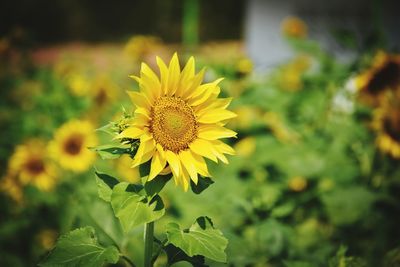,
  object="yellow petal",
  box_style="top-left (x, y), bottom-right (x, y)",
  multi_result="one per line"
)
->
top-left (212, 140), bottom-right (235, 155)
top-left (195, 97), bottom-right (233, 117)
top-left (167, 53), bottom-right (180, 96)
top-left (115, 127), bottom-right (143, 139)
top-left (181, 68), bottom-right (206, 99)
top-left (165, 150), bottom-right (180, 178)
top-left (132, 139), bottom-right (156, 167)
top-left (176, 56), bottom-right (195, 96)
top-left (131, 113), bottom-right (150, 127)
top-left (198, 125), bottom-right (237, 140)
top-left (156, 56), bottom-right (169, 95)
top-left (190, 151), bottom-right (211, 177)
top-left (189, 139), bottom-right (218, 162)
top-left (198, 109), bottom-right (237, 124)
top-left (189, 78), bottom-right (223, 101)
top-left (179, 150), bottom-right (198, 184)
top-left (180, 167), bottom-right (190, 191)
top-left (127, 91), bottom-right (151, 109)
top-left (148, 150), bottom-right (167, 181)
